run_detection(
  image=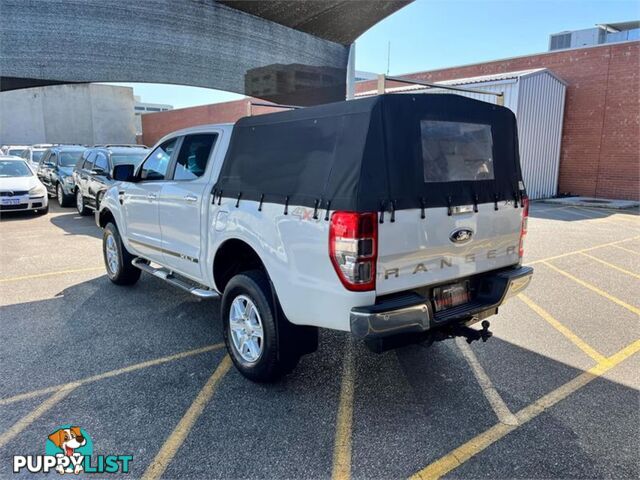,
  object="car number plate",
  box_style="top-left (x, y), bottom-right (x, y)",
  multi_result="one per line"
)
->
top-left (433, 281), bottom-right (470, 312)
top-left (1, 198), bottom-right (21, 205)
